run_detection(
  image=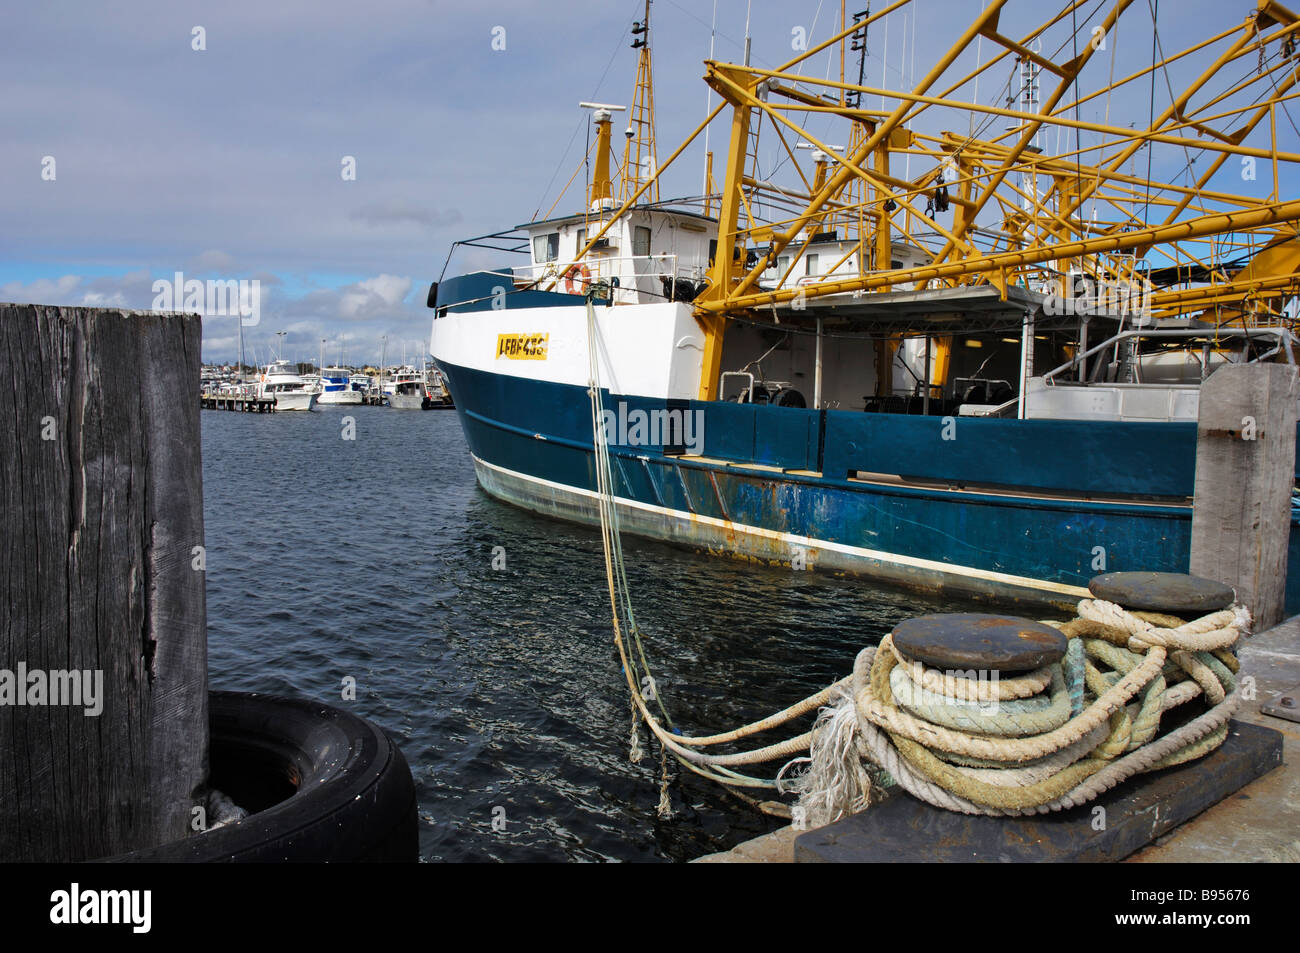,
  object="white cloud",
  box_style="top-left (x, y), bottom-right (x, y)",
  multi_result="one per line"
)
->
top-left (80, 290), bottom-right (128, 307)
top-left (338, 274), bottom-right (412, 318)
top-left (0, 275), bottom-right (85, 305)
